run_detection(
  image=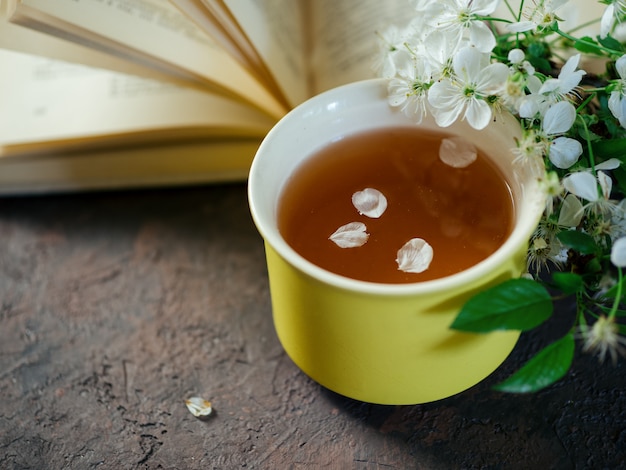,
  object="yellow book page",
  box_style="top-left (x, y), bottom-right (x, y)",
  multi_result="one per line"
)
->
top-left (309, 0), bottom-right (413, 94)
top-left (0, 138), bottom-right (262, 195)
top-left (167, 0), bottom-right (251, 71)
top-left (12, 0), bottom-right (287, 118)
top-left (222, 0), bottom-right (308, 107)
top-left (0, 0), bottom-right (187, 85)
top-left (169, 0), bottom-right (288, 108)
top-left (0, 49), bottom-right (276, 151)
